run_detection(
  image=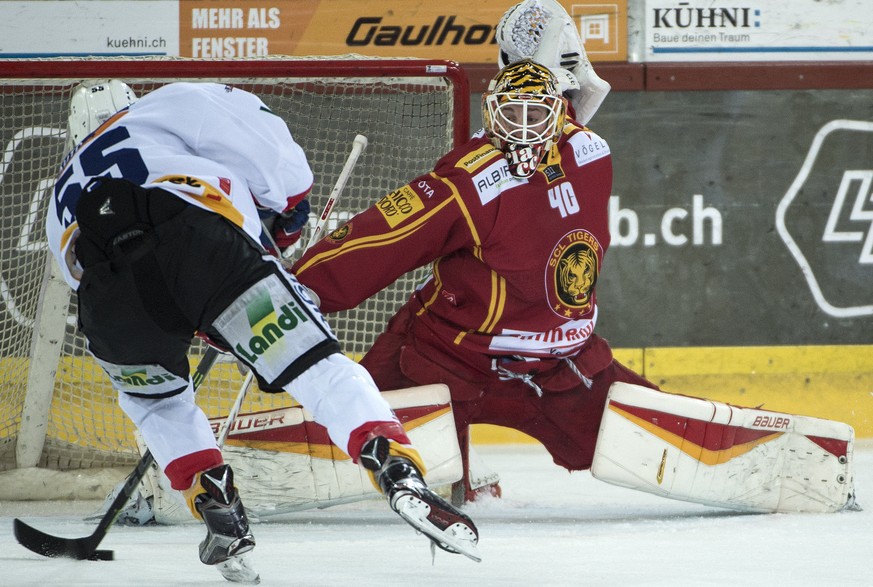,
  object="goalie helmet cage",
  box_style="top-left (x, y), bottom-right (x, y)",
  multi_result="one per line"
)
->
top-left (0, 56), bottom-right (470, 483)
